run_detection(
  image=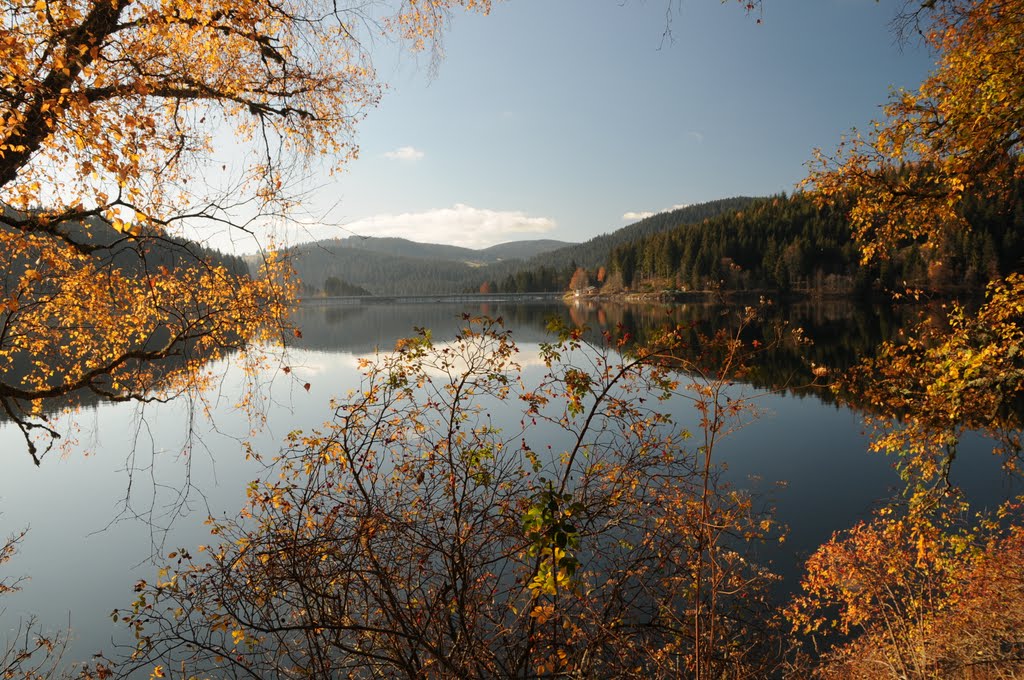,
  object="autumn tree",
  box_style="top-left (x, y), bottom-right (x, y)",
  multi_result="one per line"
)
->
top-left (568, 266), bottom-right (589, 291)
top-left (788, 491), bottom-right (1024, 678)
top-left (793, 0), bottom-right (1024, 672)
top-left (807, 0), bottom-right (1023, 263)
top-left (0, 0), bottom-right (491, 463)
top-left (803, 0), bottom-right (1024, 494)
